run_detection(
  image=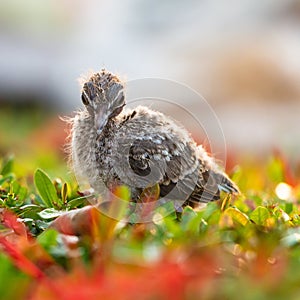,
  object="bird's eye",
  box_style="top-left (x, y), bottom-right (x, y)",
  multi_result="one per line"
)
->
top-left (81, 93), bottom-right (89, 105)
